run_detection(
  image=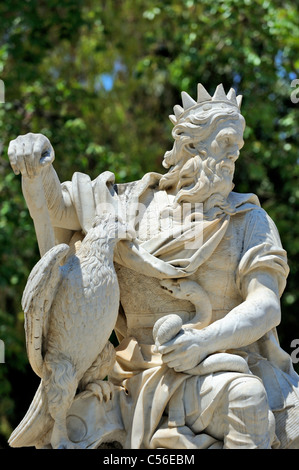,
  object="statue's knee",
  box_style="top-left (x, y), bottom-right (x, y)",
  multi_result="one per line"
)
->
top-left (227, 376), bottom-right (269, 411)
